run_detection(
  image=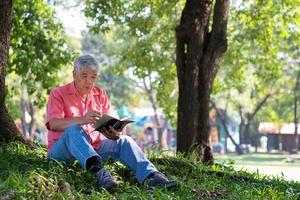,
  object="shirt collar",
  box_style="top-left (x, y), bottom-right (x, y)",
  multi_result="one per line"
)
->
top-left (66, 81), bottom-right (101, 96)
